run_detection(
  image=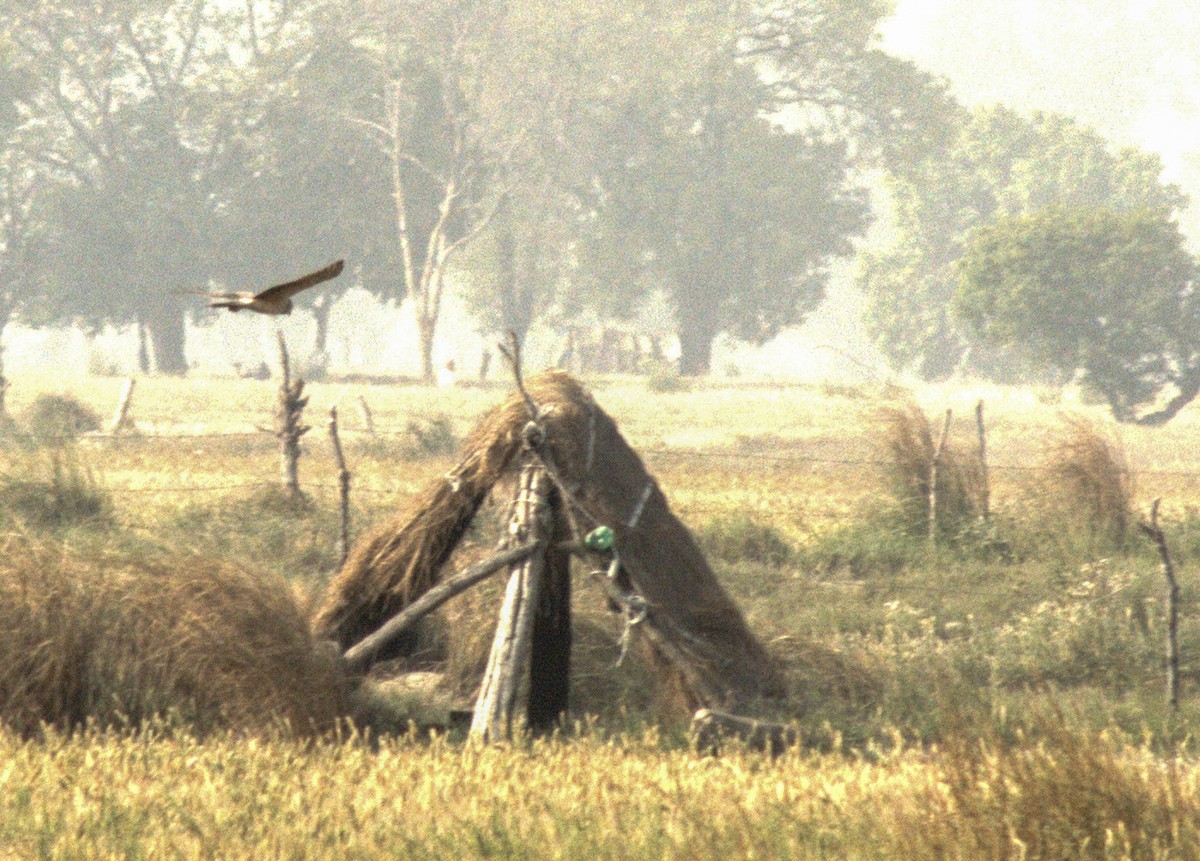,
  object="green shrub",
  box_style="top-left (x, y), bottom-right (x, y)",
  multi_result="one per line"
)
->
top-left (645, 363), bottom-right (689, 393)
top-left (696, 513), bottom-right (794, 566)
top-left (0, 445), bottom-right (112, 530)
top-left (404, 415), bottom-right (458, 459)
